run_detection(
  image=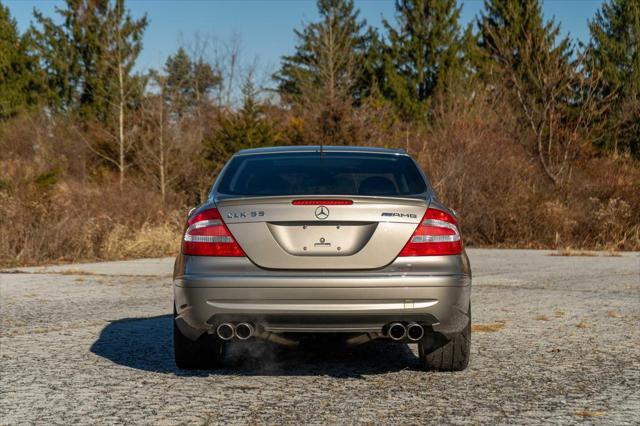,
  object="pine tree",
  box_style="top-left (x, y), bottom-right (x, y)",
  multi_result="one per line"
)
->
top-left (381, 0), bottom-right (467, 121)
top-left (358, 27), bottom-right (388, 102)
top-left (477, 0), bottom-right (583, 185)
top-left (477, 0), bottom-right (572, 91)
top-left (0, 4), bottom-right (42, 119)
top-left (274, 0), bottom-right (369, 103)
top-left (28, 8), bottom-right (78, 111)
top-left (205, 78), bottom-right (280, 166)
top-left (31, 0), bottom-right (148, 121)
top-left (587, 0), bottom-right (640, 156)
top-left (274, 0), bottom-right (372, 145)
top-left (165, 47), bottom-right (220, 115)
top-left (29, 0), bottom-right (148, 187)
top-left (193, 58), bottom-right (219, 102)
